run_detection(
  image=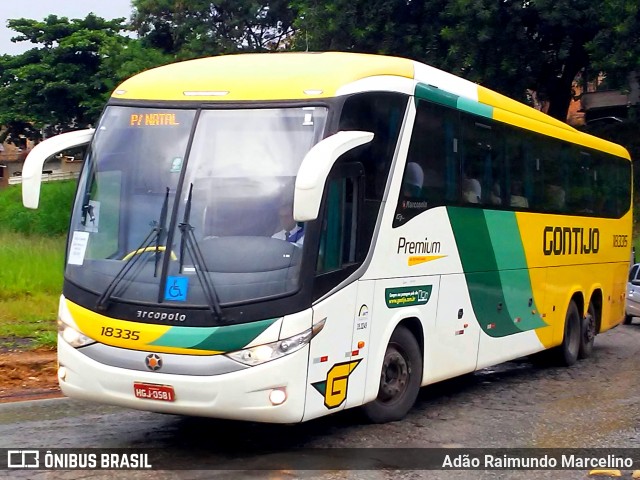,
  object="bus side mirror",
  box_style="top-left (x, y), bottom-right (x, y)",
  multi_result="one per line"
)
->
top-left (293, 131), bottom-right (373, 222)
top-left (22, 129), bottom-right (95, 209)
